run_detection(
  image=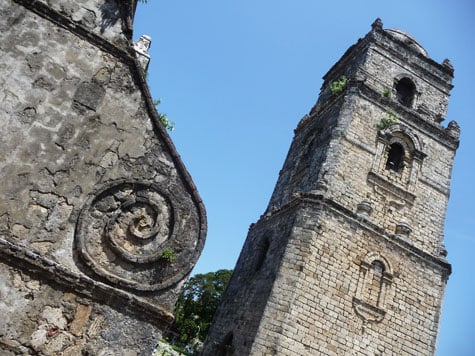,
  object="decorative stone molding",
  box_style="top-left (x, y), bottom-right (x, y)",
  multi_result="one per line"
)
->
top-left (133, 34), bottom-right (152, 71)
top-left (353, 253), bottom-right (393, 323)
top-left (75, 180), bottom-right (198, 291)
top-left (356, 200), bottom-right (373, 218)
top-left (368, 171), bottom-right (416, 205)
top-left (446, 120), bottom-right (461, 140)
top-left (1, 1), bottom-right (206, 354)
top-left (395, 221), bottom-right (412, 237)
top-left (369, 123), bottom-right (426, 199)
top-left (352, 297), bottom-right (386, 323)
